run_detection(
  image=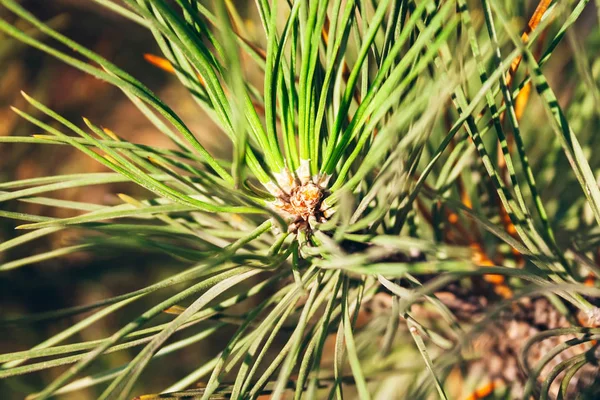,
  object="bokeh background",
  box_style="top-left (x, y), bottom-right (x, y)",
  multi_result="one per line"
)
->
top-left (1, 2), bottom-right (258, 398)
